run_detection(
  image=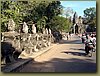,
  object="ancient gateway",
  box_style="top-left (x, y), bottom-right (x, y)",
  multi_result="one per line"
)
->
top-left (72, 12), bottom-right (85, 34)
